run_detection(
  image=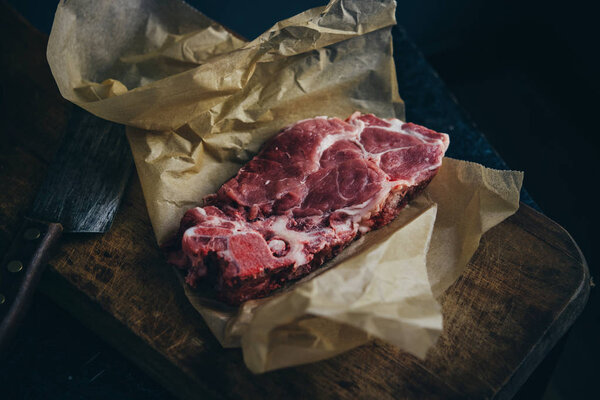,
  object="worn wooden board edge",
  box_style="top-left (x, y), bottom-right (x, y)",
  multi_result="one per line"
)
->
top-left (38, 267), bottom-right (220, 400)
top-left (36, 202), bottom-right (591, 400)
top-left (493, 213), bottom-right (590, 400)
